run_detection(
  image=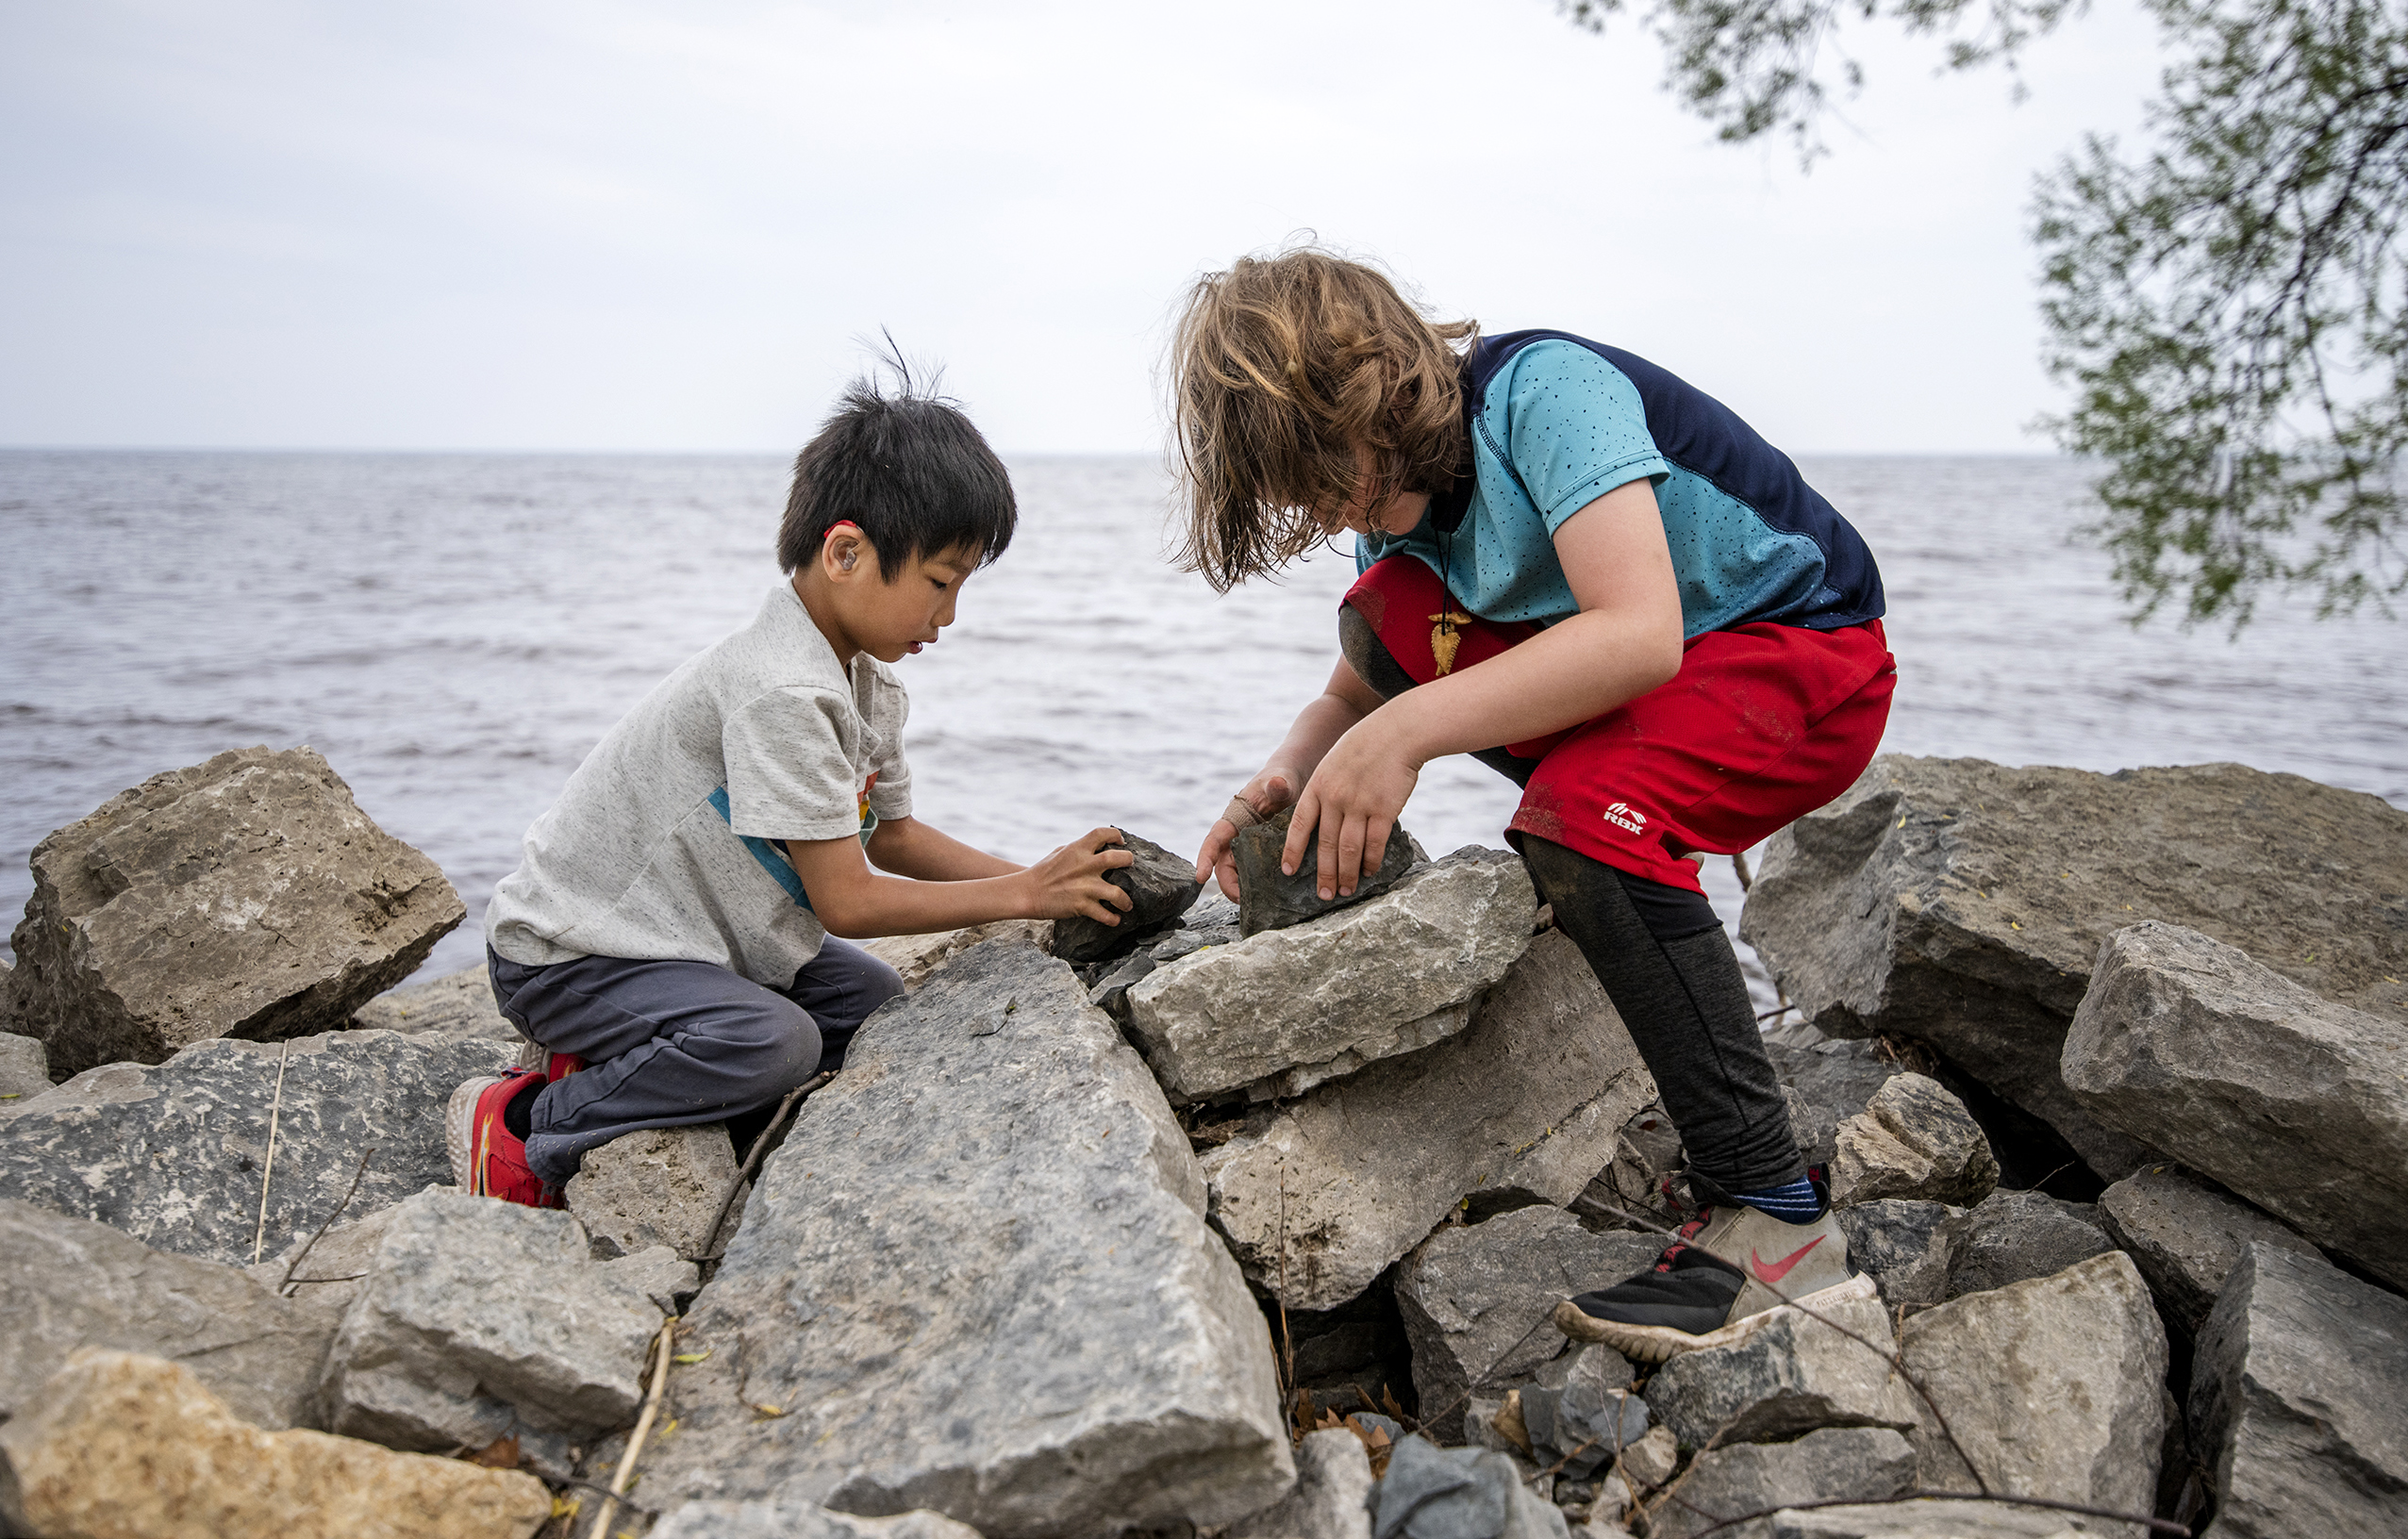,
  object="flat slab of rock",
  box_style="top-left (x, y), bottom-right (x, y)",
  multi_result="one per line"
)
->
top-left (651, 1505), bottom-right (988, 1539)
top-left (0, 1349), bottom-right (549, 1539)
top-left (1739, 755), bottom-right (2408, 1181)
top-left (1395, 1207), bottom-right (1662, 1431)
top-left (1651, 1428), bottom-right (1916, 1539)
top-left (8, 746), bottom-right (466, 1076)
top-left (2098, 1164), bottom-right (2316, 1338)
top-left (1127, 847), bottom-right (1537, 1103)
top-left (1648, 1281), bottom-right (1918, 1448)
top-left (1, 1200), bottom-right (341, 1430)
top-left (564, 1121), bottom-right (743, 1260)
top-left (0, 1026), bottom-right (513, 1265)
top-left (1830, 1071), bottom-right (1999, 1208)
top-left (1835, 1200), bottom-right (1967, 1313)
top-left (1233, 807), bottom-right (1420, 936)
top-left (645, 939), bottom-right (1292, 1538)
top-left (1052, 828), bottom-right (1206, 964)
top-left (1898, 1251), bottom-right (2167, 1508)
top-left (351, 963), bottom-right (517, 1040)
top-left (2188, 1241), bottom-right (2408, 1539)
top-left (2063, 919), bottom-right (2408, 1291)
top-left (863, 918), bottom-right (1054, 990)
top-left (319, 1189), bottom-right (666, 1470)
top-left (0, 1032), bottom-right (48, 1100)
top-left (1203, 926), bottom-right (1654, 1311)
top-left (1944, 1189), bottom-right (2110, 1299)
